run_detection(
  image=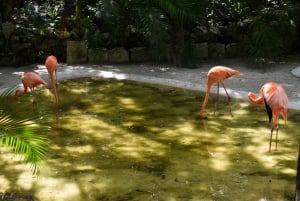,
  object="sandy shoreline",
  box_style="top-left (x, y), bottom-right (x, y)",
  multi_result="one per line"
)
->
top-left (0, 59), bottom-right (300, 110)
